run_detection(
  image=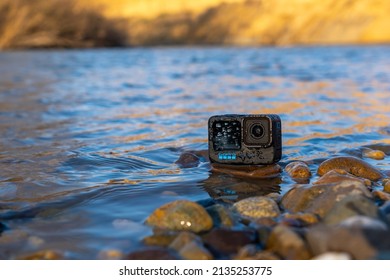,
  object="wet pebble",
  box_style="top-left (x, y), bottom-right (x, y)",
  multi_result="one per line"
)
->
top-left (281, 179), bottom-right (372, 217)
top-left (285, 161), bottom-right (311, 182)
top-left (145, 200), bottom-right (213, 233)
top-left (362, 148), bottom-right (386, 160)
top-left (170, 232), bottom-right (213, 260)
top-left (175, 152), bottom-right (200, 168)
top-left (323, 195), bottom-right (379, 225)
top-left (206, 204), bottom-right (235, 228)
top-left (384, 180), bottom-right (390, 193)
top-left (282, 213), bottom-right (319, 226)
top-left (211, 163), bottom-right (282, 179)
top-left (98, 249), bottom-right (123, 260)
top-left (232, 196), bottom-right (280, 219)
top-left (314, 169), bottom-right (371, 187)
top-left (142, 232), bottom-right (178, 247)
top-left (234, 244), bottom-right (279, 260)
top-left (373, 190), bottom-right (390, 202)
top-left (22, 250), bottom-right (63, 260)
top-left (203, 228), bottom-right (257, 255)
top-left (266, 225), bottom-right (311, 260)
top-left (317, 156), bottom-right (382, 181)
top-left (127, 248), bottom-right (180, 260)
